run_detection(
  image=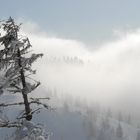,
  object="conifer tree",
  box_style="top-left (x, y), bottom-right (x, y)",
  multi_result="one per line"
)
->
top-left (116, 123), bottom-right (123, 139)
top-left (0, 17), bottom-right (49, 139)
top-left (0, 17), bottom-right (43, 121)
